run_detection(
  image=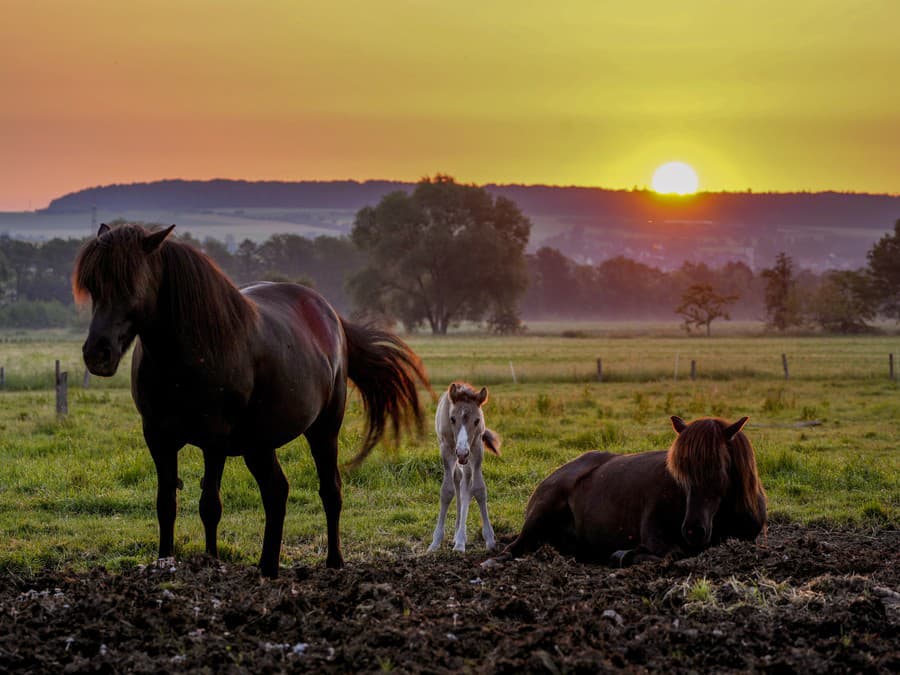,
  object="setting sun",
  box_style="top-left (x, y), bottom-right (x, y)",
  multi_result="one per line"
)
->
top-left (652, 162), bottom-right (699, 195)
